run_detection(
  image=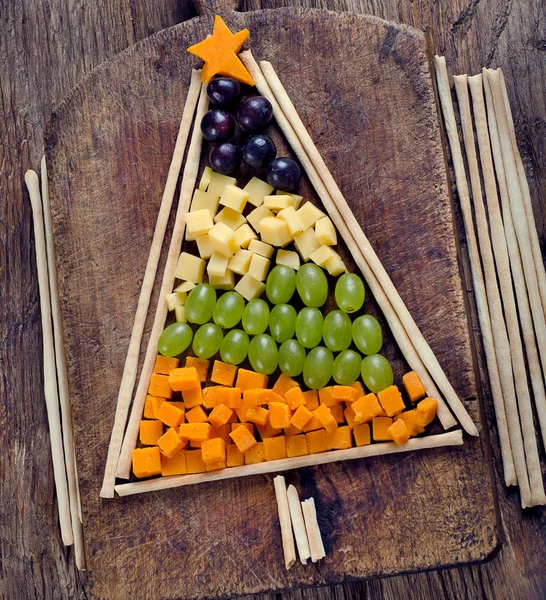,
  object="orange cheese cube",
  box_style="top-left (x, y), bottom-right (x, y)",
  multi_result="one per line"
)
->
top-left (313, 403), bottom-right (338, 434)
top-left (170, 401), bottom-right (186, 415)
top-left (186, 405), bottom-right (208, 423)
top-left (189, 441), bottom-right (202, 449)
top-left (284, 424), bottom-right (301, 436)
top-left (243, 388), bottom-right (284, 405)
top-left (201, 437), bottom-right (226, 464)
top-left (289, 405), bottom-right (313, 431)
top-left (203, 386), bottom-right (221, 409)
top-left (206, 459), bottom-right (227, 471)
top-left (264, 436), bottom-right (287, 461)
top-left (231, 422), bottom-right (255, 435)
top-left (161, 451), bottom-right (187, 476)
top-left (210, 423), bottom-right (231, 441)
top-left (377, 385), bottom-right (405, 417)
top-left (284, 387), bottom-right (306, 410)
top-left (229, 425), bottom-right (257, 452)
top-left (215, 386), bottom-right (241, 408)
top-left (344, 406), bottom-right (357, 428)
top-left (395, 410), bottom-right (425, 436)
top-left (178, 422), bottom-right (211, 442)
top-left (303, 415), bottom-right (322, 432)
top-left (185, 356), bottom-right (210, 382)
top-left (286, 434), bottom-right (309, 457)
top-left (209, 403), bottom-right (234, 427)
top-left (269, 402), bottom-right (292, 428)
top-left (318, 386), bottom-right (340, 407)
top-left (306, 429), bottom-right (328, 454)
top-left (303, 390), bottom-right (319, 410)
top-left (132, 447), bottom-right (162, 478)
top-left (329, 404), bottom-right (345, 424)
top-left (181, 385), bottom-right (203, 409)
top-left (352, 393), bottom-right (383, 424)
top-left (226, 444), bottom-right (245, 467)
top-left (244, 442), bottom-right (266, 464)
top-left (246, 405), bottom-right (270, 427)
top-left (272, 373), bottom-right (300, 398)
top-left (353, 423), bottom-right (371, 446)
top-left (235, 405), bottom-right (249, 422)
top-left (415, 398), bottom-right (438, 427)
top-left (144, 394), bottom-right (164, 419)
top-left (169, 367), bottom-right (200, 392)
top-left (211, 360), bottom-right (238, 386)
top-left (157, 402), bottom-right (185, 428)
top-left (388, 419), bottom-right (410, 445)
top-left (402, 371), bottom-right (426, 402)
top-left (332, 386), bottom-right (358, 403)
top-left (235, 368), bottom-right (268, 392)
top-left (372, 417), bottom-right (393, 441)
top-left (139, 420), bottom-right (164, 445)
top-left (158, 427), bottom-right (185, 458)
top-left (326, 425), bottom-right (352, 450)
top-left (350, 381), bottom-right (366, 398)
top-left (154, 355), bottom-right (179, 375)
top-left (148, 373), bottom-right (172, 399)
top-left (256, 421), bottom-right (283, 439)
top-left (186, 449), bottom-right (206, 473)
